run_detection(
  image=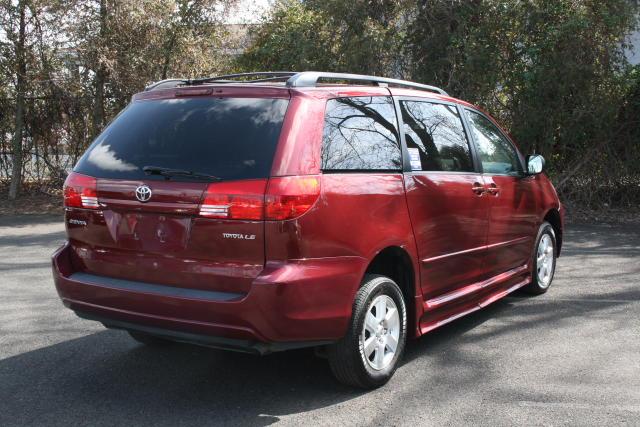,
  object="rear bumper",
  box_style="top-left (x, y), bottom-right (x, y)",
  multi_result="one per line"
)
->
top-left (52, 242), bottom-right (366, 352)
top-left (75, 310), bottom-right (331, 354)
